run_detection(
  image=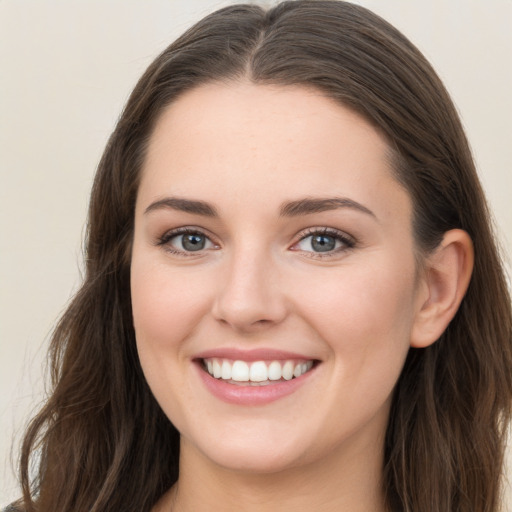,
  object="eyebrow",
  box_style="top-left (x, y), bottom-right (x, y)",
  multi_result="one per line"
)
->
top-left (143, 195), bottom-right (375, 219)
top-left (279, 197), bottom-right (375, 218)
top-left (144, 197), bottom-right (218, 217)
